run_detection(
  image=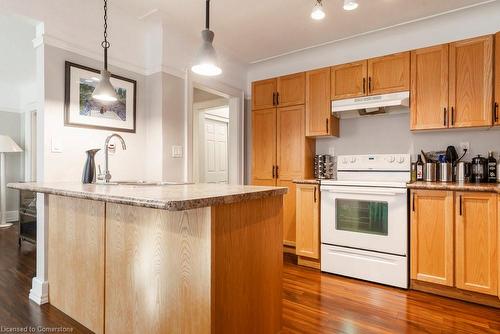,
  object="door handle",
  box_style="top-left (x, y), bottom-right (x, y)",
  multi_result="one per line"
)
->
top-left (326, 118), bottom-right (329, 133)
top-left (276, 92), bottom-right (280, 105)
top-left (443, 107), bottom-right (447, 127)
top-left (272, 92), bottom-right (276, 106)
top-left (368, 77), bottom-right (372, 93)
top-left (412, 194), bottom-right (415, 212)
top-left (362, 78), bottom-right (366, 94)
top-left (459, 195), bottom-right (463, 216)
top-left (272, 165), bottom-right (275, 178)
top-left (314, 187), bottom-right (317, 203)
top-left (451, 107), bottom-right (455, 126)
top-left (494, 102), bottom-right (499, 123)
top-left (276, 165), bottom-right (279, 179)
